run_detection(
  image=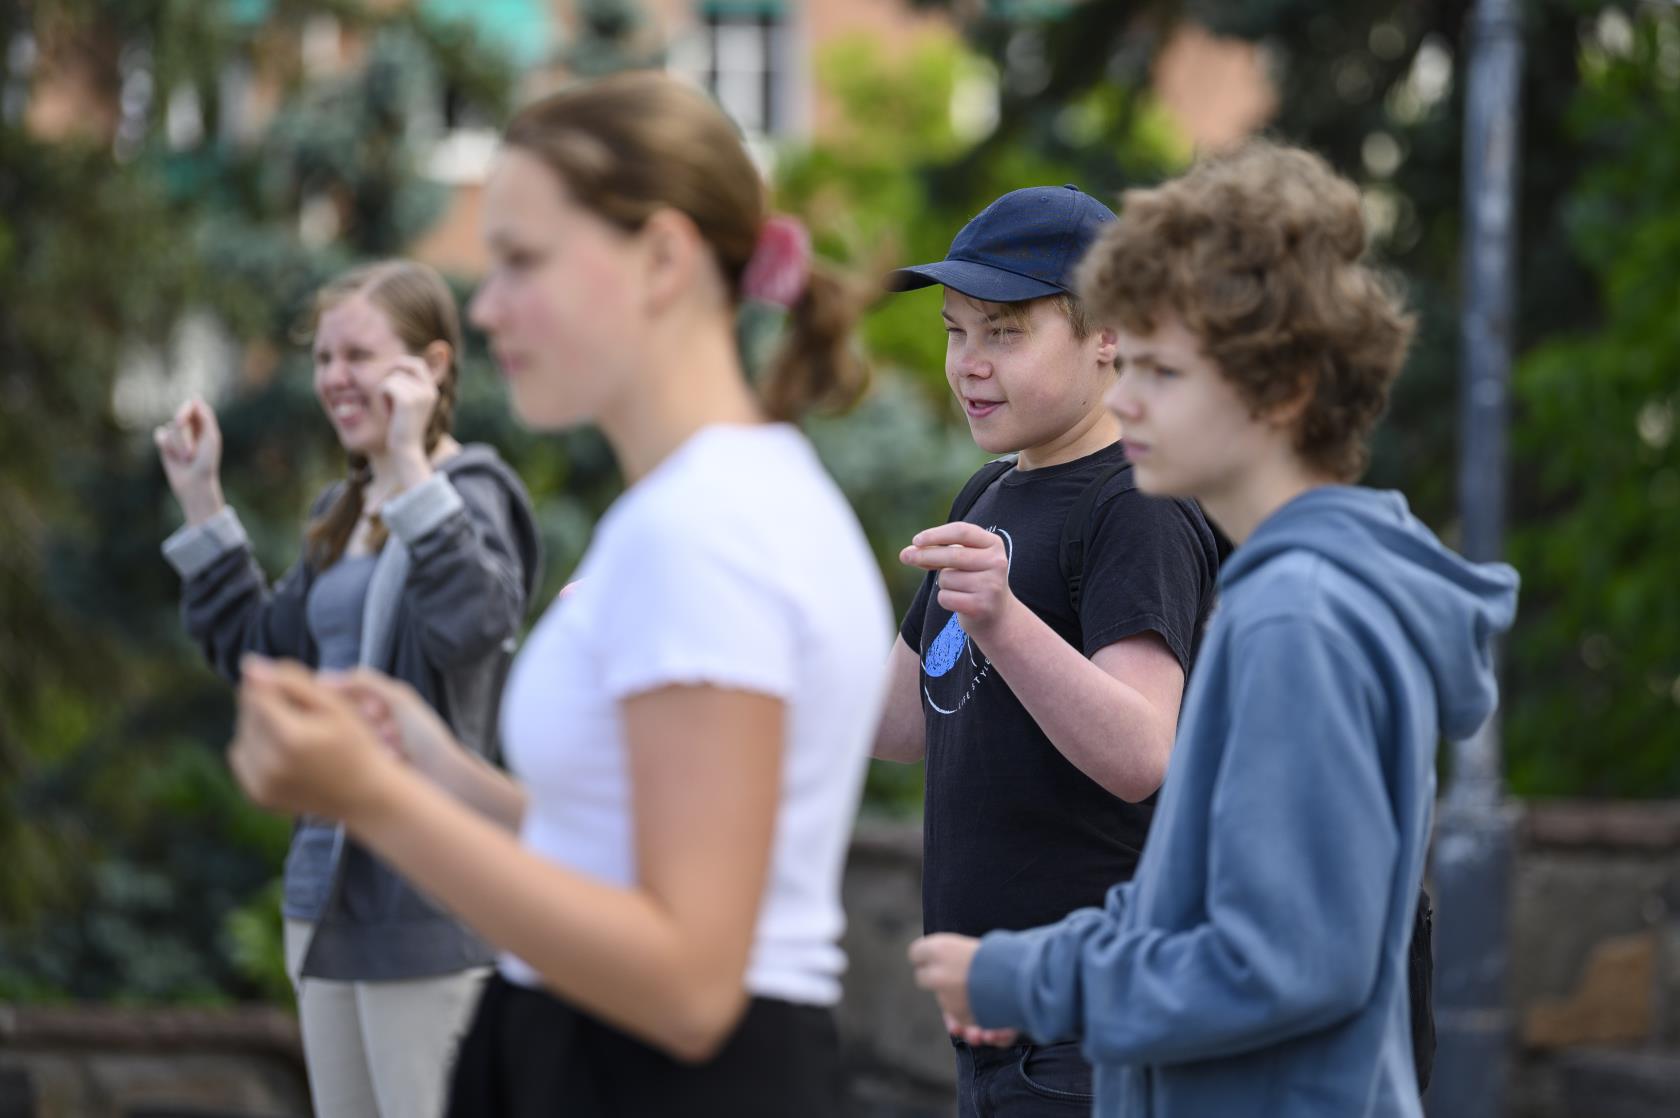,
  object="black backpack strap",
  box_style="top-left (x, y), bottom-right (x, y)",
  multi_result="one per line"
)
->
top-left (947, 456), bottom-right (1017, 522)
top-left (1059, 463), bottom-right (1130, 616)
top-left (1409, 885), bottom-right (1436, 1092)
